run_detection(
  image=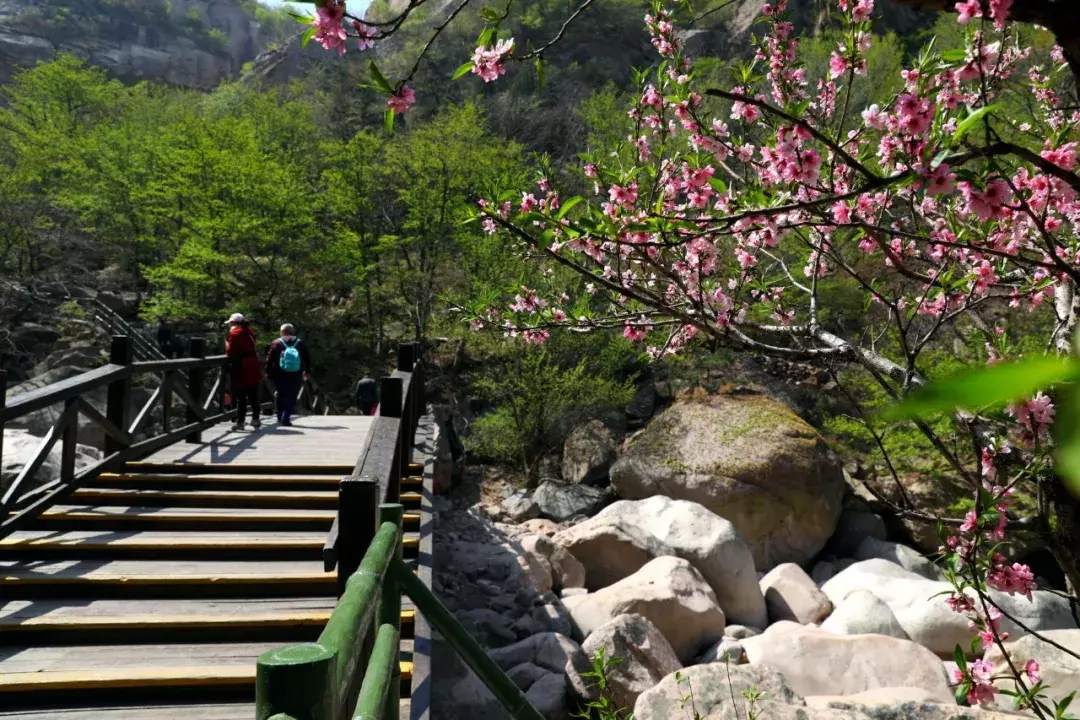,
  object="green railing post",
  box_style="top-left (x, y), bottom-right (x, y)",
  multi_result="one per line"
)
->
top-left (256, 643), bottom-right (336, 720)
top-left (398, 561), bottom-right (546, 720)
top-left (352, 623), bottom-right (400, 720)
top-left (378, 504), bottom-right (403, 720)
